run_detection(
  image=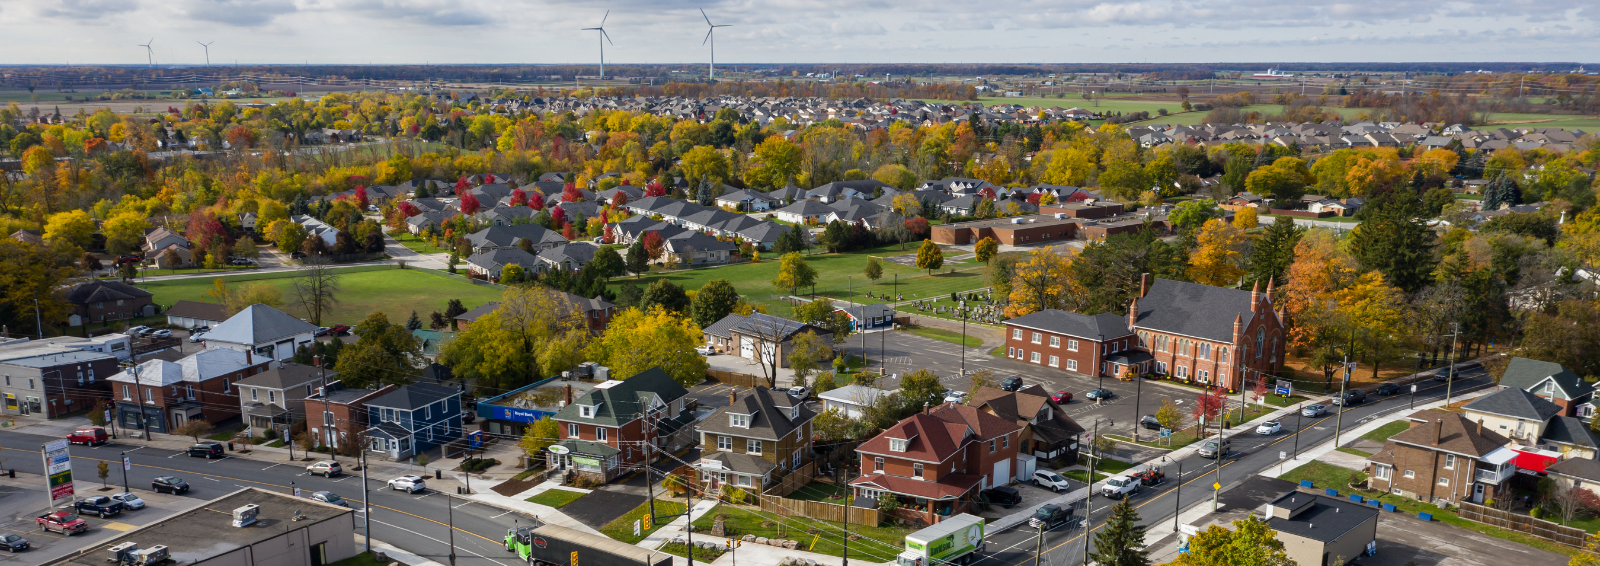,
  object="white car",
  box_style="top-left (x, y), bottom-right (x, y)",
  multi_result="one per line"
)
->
top-left (110, 492), bottom-right (145, 510)
top-left (387, 475), bottom-right (426, 493)
top-left (126, 325), bottom-right (150, 336)
top-left (943, 390), bottom-right (968, 404)
top-left (1302, 404), bottom-right (1327, 418)
top-left (694, 346), bottom-right (715, 356)
top-left (1033, 470), bottom-right (1071, 492)
top-left (150, 329), bottom-right (173, 338)
top-left (188, 332), bottom-right (207, 343)
top-left (1256, 421), bottom-right (1282, 435)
